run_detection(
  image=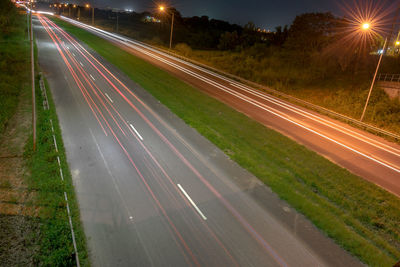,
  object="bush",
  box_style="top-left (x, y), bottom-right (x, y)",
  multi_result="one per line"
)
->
top-left (174, 43), bottom-right (192, 56)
